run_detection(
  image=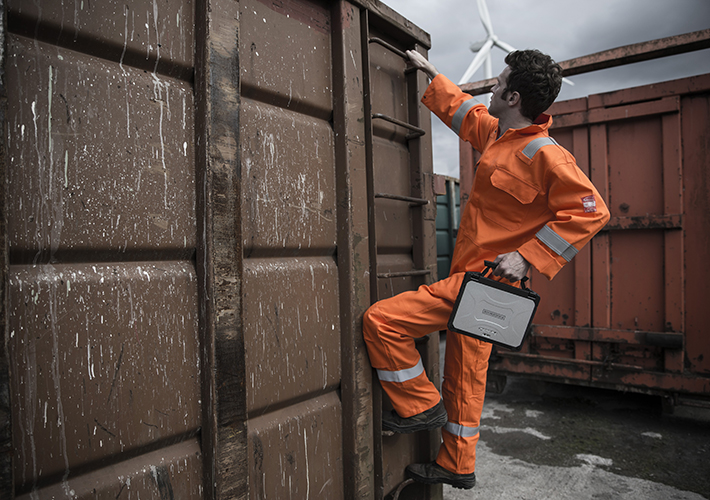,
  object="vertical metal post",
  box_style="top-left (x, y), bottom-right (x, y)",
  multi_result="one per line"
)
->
top-left (0, 1), bottom-right (12, 497)
top-left (333, 2), bottom-right (375, 498)
top-left (359, 10), bottom-right (386, 500)
top-left (195, 0), bottom-right (247, 498)
top-left (661, 112), bottom-right (684, 372)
